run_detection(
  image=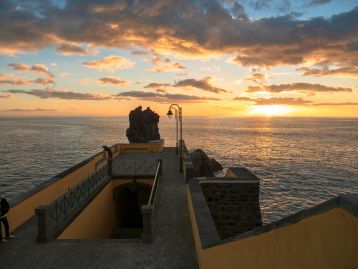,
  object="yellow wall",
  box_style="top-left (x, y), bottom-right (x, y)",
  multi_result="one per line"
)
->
top-left (5, 141), bottom-right (157, 235)
top-left (7, 155), bottom-right (107, 233)
top-left (188, 190), bottom-right (358, 269)
top-left (224, 169), bottom-right (236, 177)
top-left (59, 179), bottom-right (153, 239)
top-left (187, 186), bottom-right (205, 269)
top-left (118, 140), bottom-right (164, 153)
top-left (59, 180), bottom-right (119, 239)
